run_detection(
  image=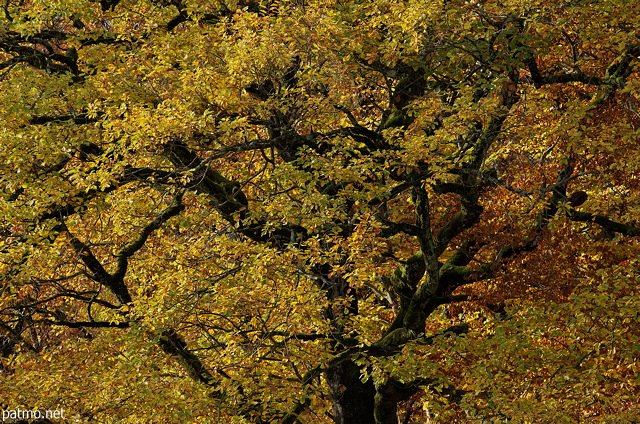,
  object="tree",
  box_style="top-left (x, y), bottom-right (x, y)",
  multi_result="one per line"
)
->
top-left (1, 0), bottom-right (639, 422)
